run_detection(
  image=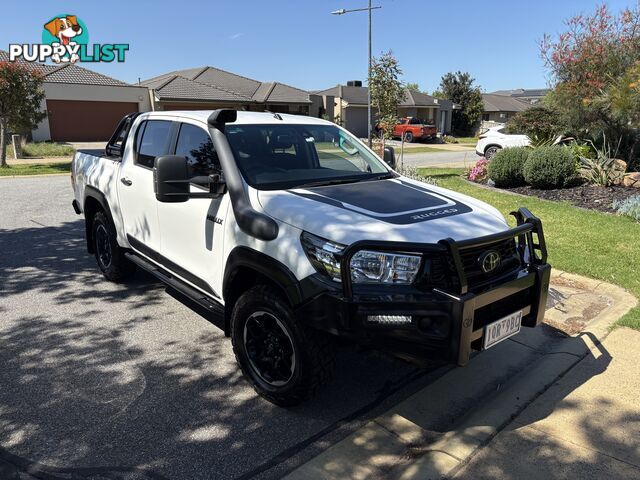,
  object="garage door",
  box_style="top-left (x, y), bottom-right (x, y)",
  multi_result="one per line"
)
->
top-left (47, 100), bottom-right (138, 142)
